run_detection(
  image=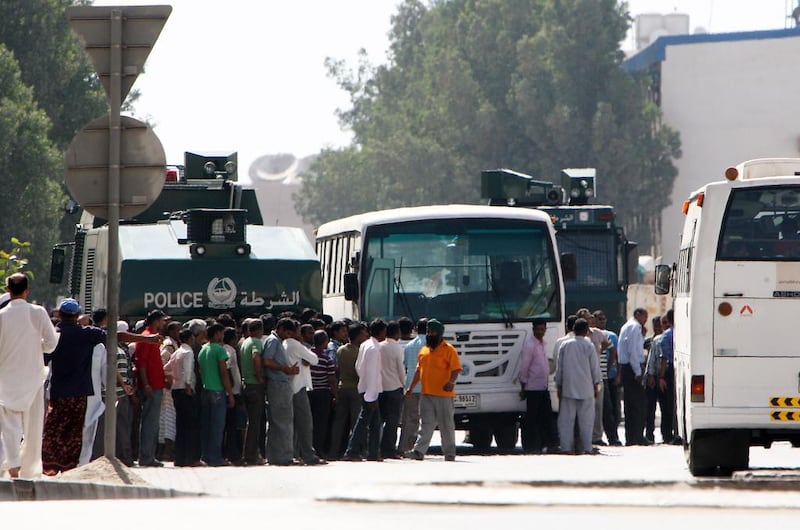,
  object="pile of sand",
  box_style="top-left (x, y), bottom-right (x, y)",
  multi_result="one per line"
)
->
top-left (55, 457), bottom-right (150, 486)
